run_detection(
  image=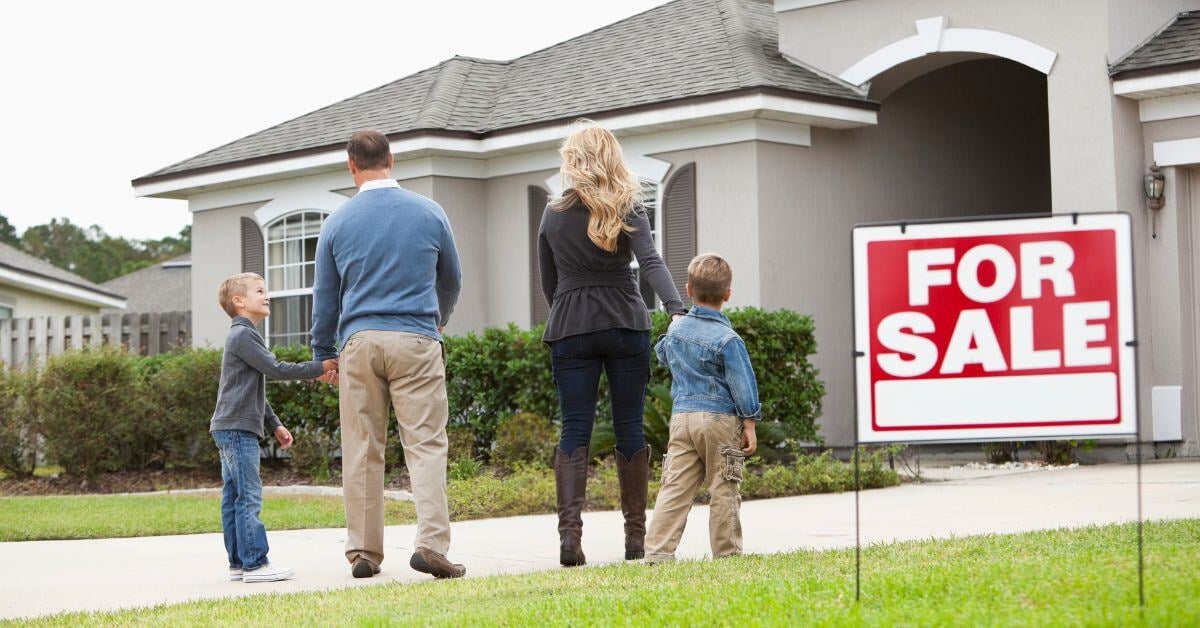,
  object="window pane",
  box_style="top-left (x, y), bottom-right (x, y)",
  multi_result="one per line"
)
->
top-left (267, 294), bottom-right (313, 347)
top-left (0, 305), bottom-right (11, 320)
top-left (268, 241), bottom-right (283, 266)
top-left (268, 267), bottom-right (283, 291)
top-left (285, 239), bottom-right (302, 266)
top-left (267, 220), bottom-right (285, 241)
top-left (303, 236), bottom-right (318, 263)
top-left (304, 263), bottom-right (315, 288)
top-left (303, 212), bottom-right (324, 237)
top-left (284, 213), bottom-right (302, 238)
top-left (285, 264), bottom-right (302, 291)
